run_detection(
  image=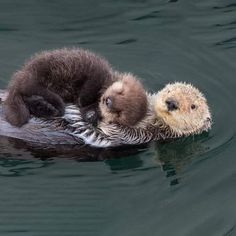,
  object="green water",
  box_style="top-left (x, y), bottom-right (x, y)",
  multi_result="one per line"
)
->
top-left (0, 0), bottom-right (236, 235)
